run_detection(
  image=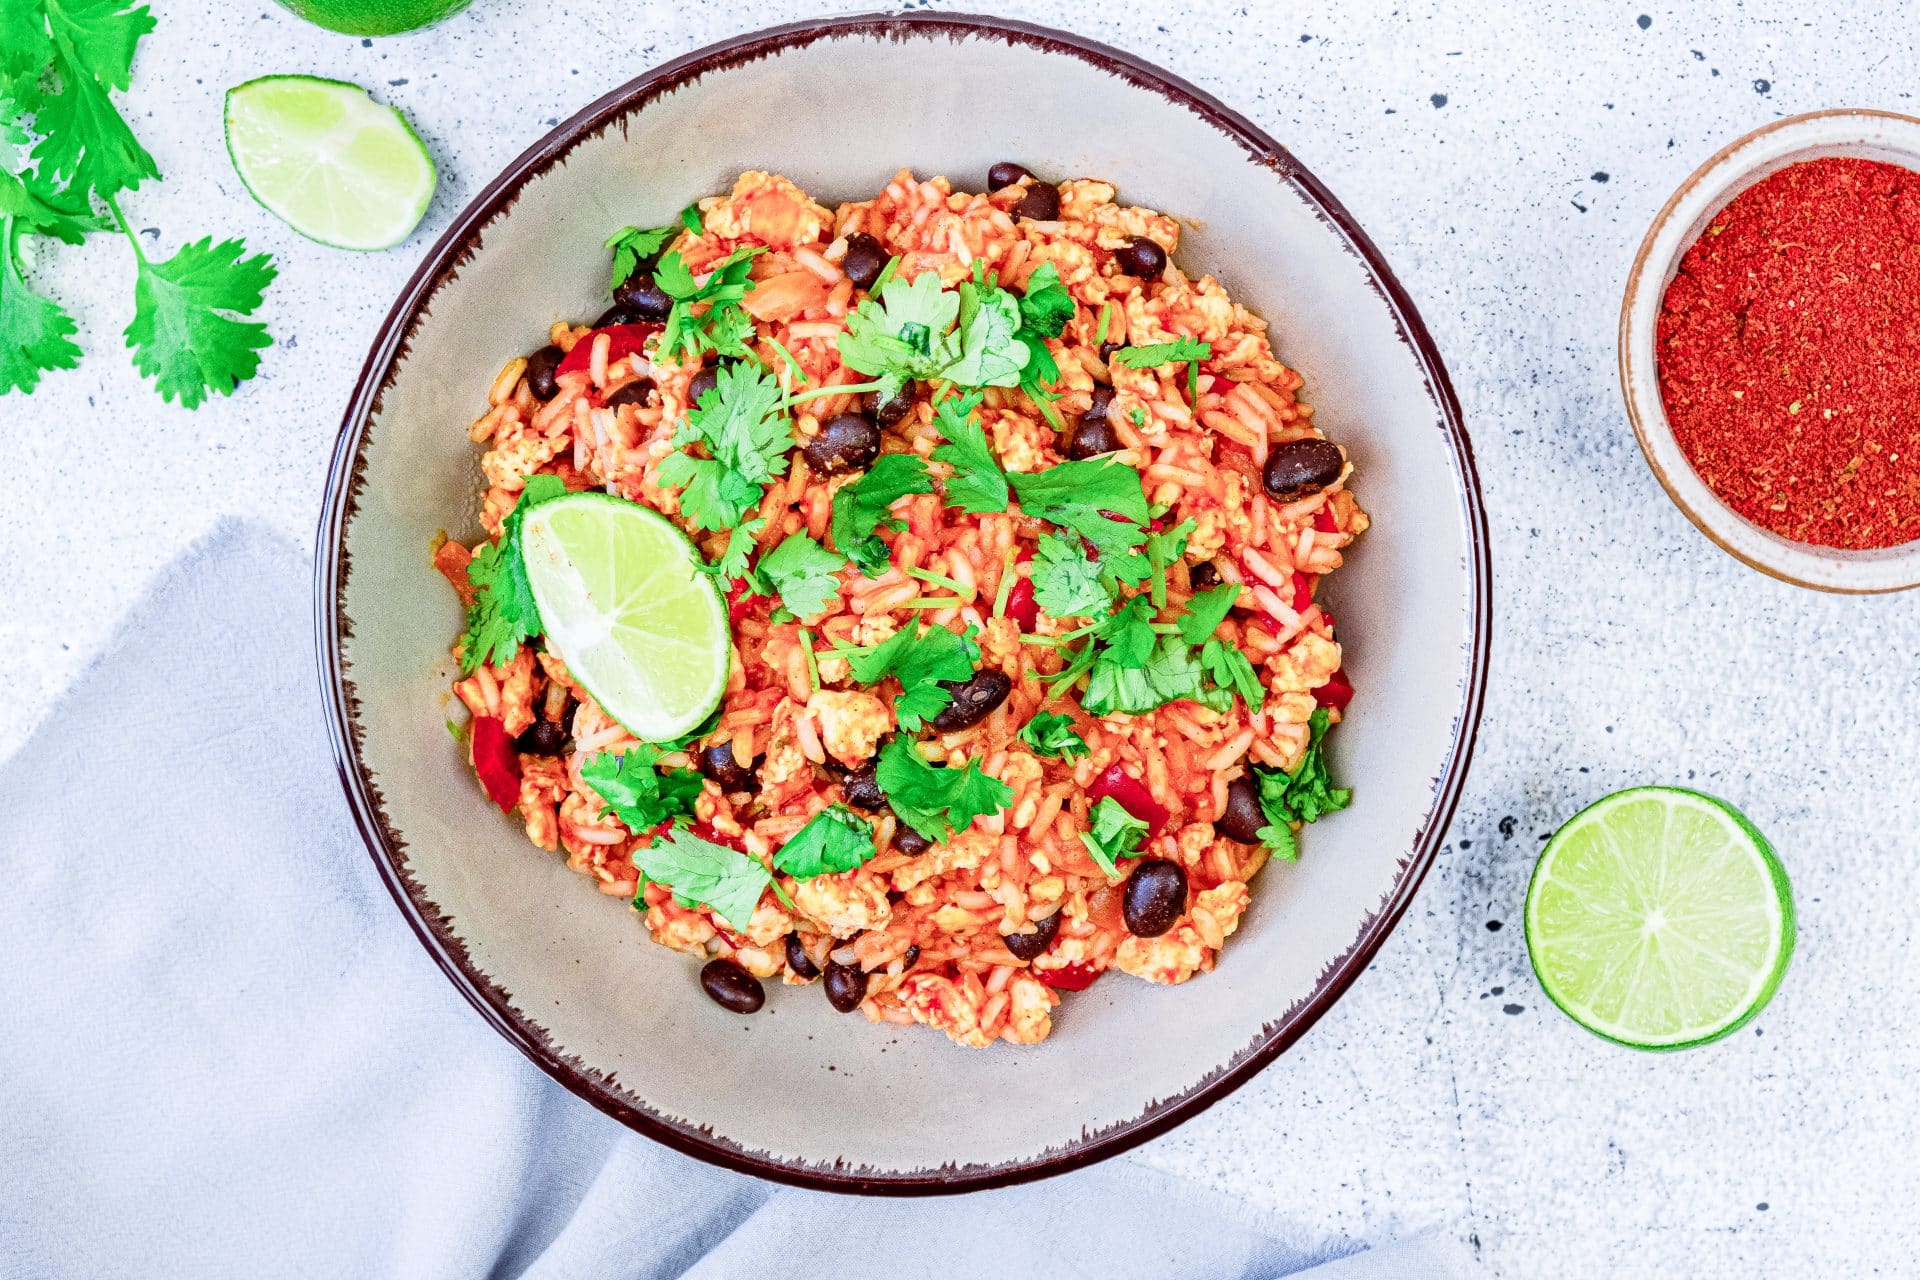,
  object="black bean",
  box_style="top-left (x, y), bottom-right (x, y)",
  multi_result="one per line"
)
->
top-left (1003, 910), bottom-right (1062, 961)
top-left (1069, 414), bottom-right (1121, 460)
top-left (900, 944), bottom-right (921, 969)
top-left (1115, 236), bottom-right (1168, 279)
top-left (841, 232), bottom-right (888, 291)
top-left (988, 162), bottom-right (1035, 190)
top-left (840, 759), bottom-right (886, 811)
top-left (1099, 341), bottom-right (1125, 363)
top-left (612, 272), bottom-right (672, 320)
top-left (803, 412), bottom-right (881, 474)
top-left (1011, 181), bottom-right (1060, 222)
top-left (513, 719), bottom-right (568, 756)
top-left (699, 741), bottom-right (758, 792)
top-left (1262, 439), bottom-right (1346, 502)
top-left (699, 958), bottom-right (765, 1014)
top-left (1217, 775), bottom-right (1266, 844)
top-left (863, 386), bottom-right (915, 428)
top-left (930, 669), bottom-right (1012, 733)
top-left (785, 933), bottom-right (820, 981)
top-left (1084, 384), bottom-right (1114, 425)
top-left (525, 344), bottom-right (565, 401)
top-left (1122, 859), bottom-right (1189, 938)
top-left (823, 958), bottom-right (869, 1012)
top-left (892, 823), bottom-right (932, 855)
top-left (604, 377), bottom-right (655, 411)
top-left (687, 366), bottom-right (720, 409)
top-left (1188, 560), bottom-right (1221, 590)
